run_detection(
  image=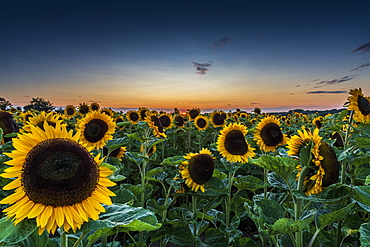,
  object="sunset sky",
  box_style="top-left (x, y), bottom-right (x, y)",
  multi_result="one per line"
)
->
top-left (1, 0), bottom-right (370, 112)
